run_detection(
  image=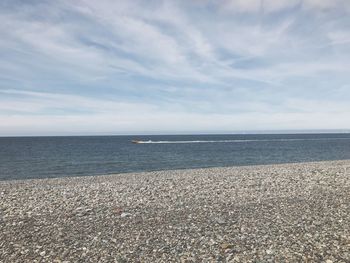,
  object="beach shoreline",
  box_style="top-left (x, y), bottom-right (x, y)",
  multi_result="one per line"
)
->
top-left (1, 160), bottom-right (350, 262)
